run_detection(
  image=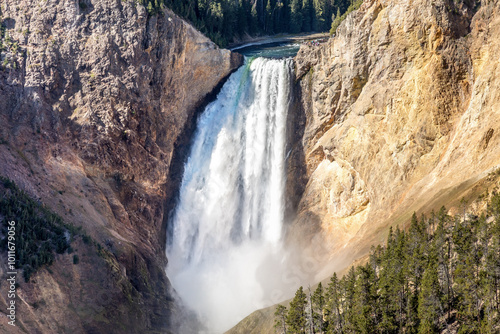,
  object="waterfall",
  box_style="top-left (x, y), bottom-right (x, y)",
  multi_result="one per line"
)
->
top-left (167, 57), bottom-right (293, 333)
